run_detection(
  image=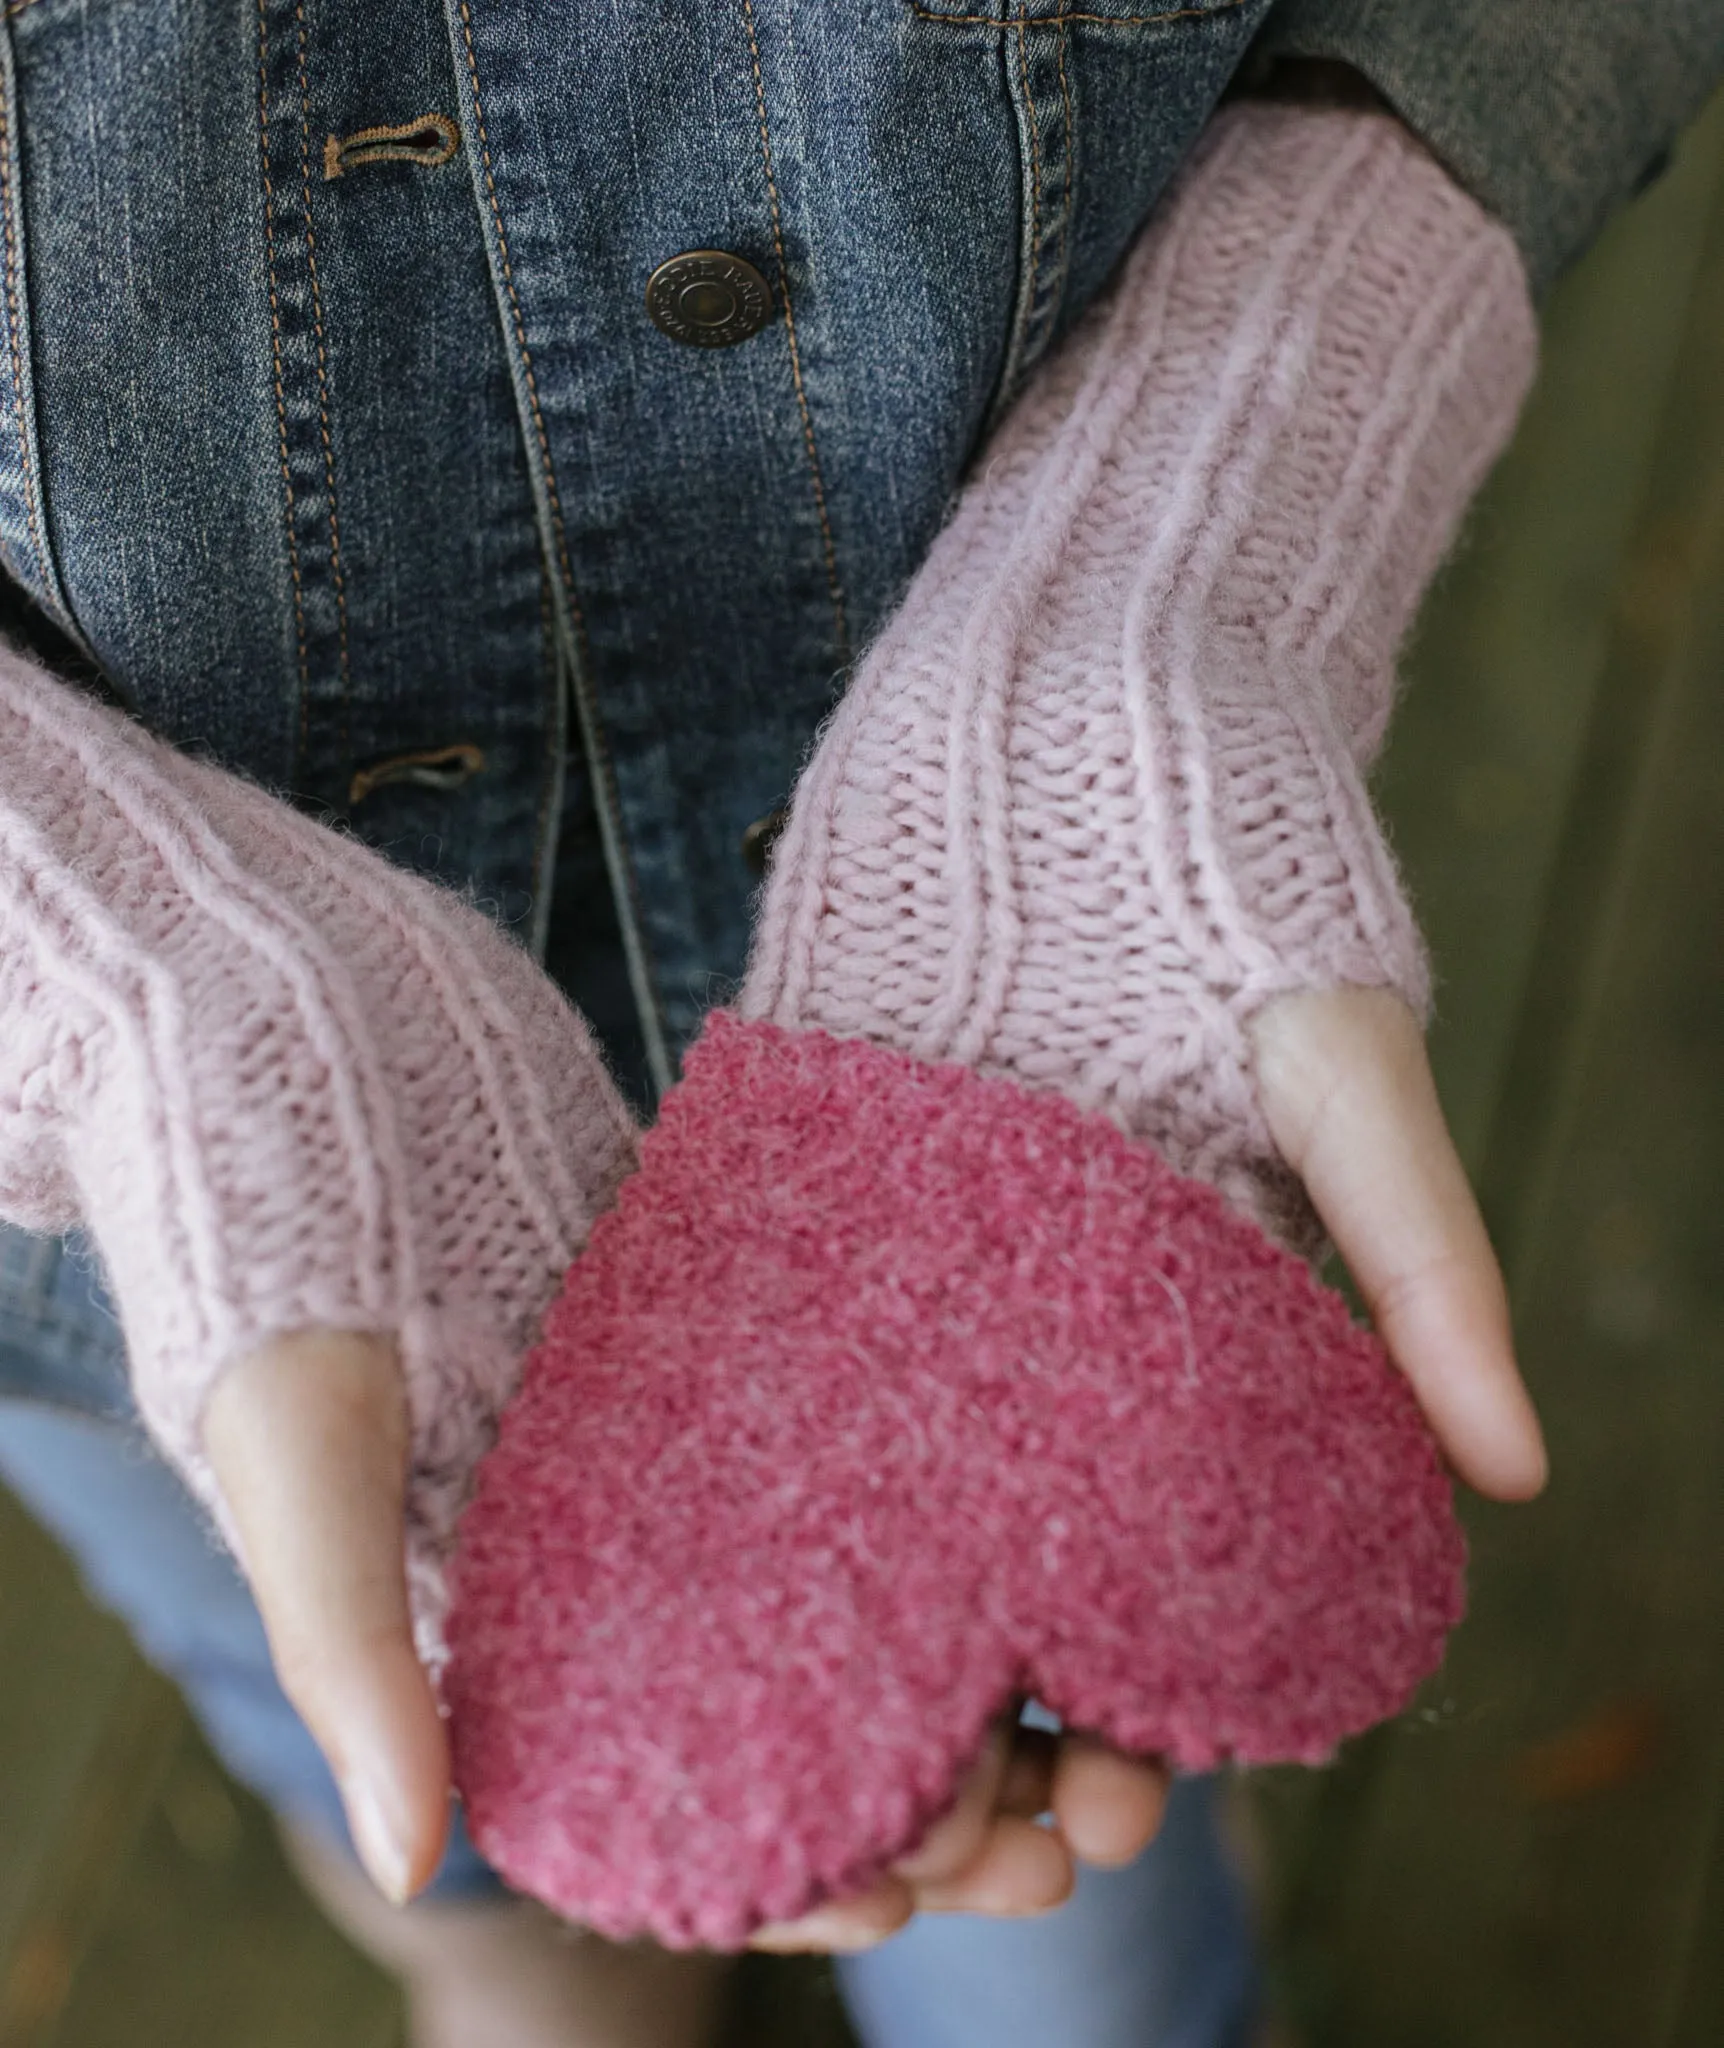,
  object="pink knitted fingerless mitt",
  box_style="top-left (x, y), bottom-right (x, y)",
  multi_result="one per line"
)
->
top-left (0, 650), bottom-right (636, 1651)
top-left (447, 103), bottom-right (1538, 1944)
